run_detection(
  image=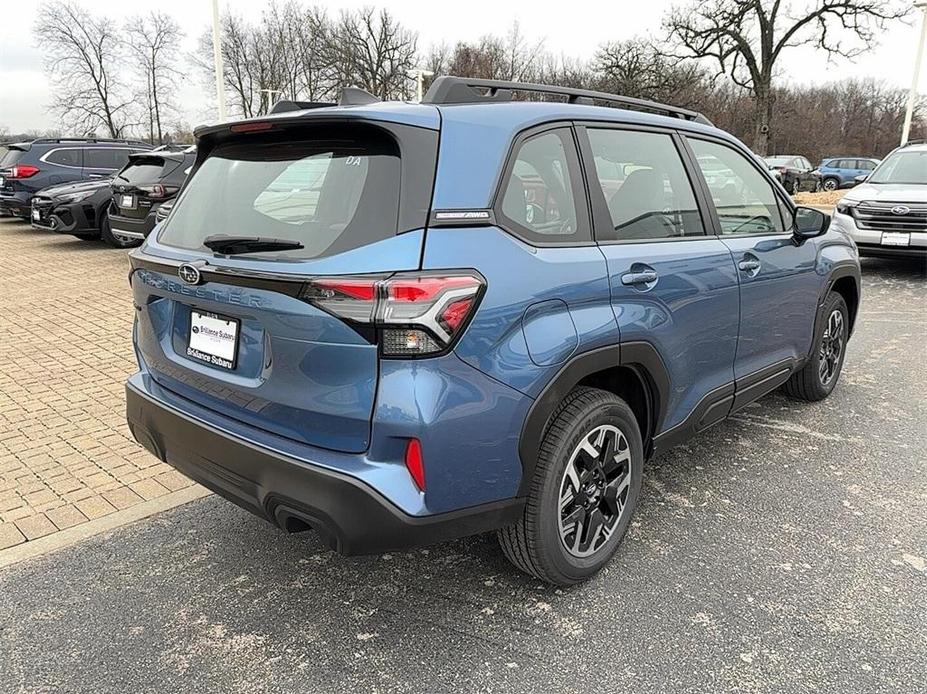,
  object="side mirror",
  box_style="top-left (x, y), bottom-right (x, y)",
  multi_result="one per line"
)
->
top-left (854, 174), bottom-right (868, 184)
top-left (793, 206), bottom-right (830, 240)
